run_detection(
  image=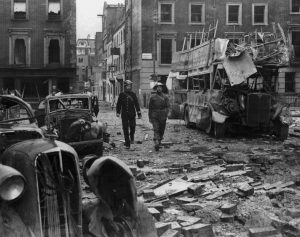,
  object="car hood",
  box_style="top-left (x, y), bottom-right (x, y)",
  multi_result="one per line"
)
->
top-left (0, 123), bottom-right (42, 134)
